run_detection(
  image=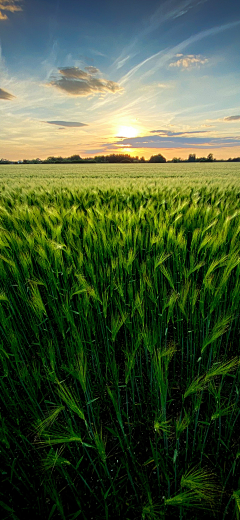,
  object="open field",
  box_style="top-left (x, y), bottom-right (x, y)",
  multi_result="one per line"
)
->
top-left (0, 167), bottom-right (240, 519)
top-left (1, 162), bottom-right (240, 191)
